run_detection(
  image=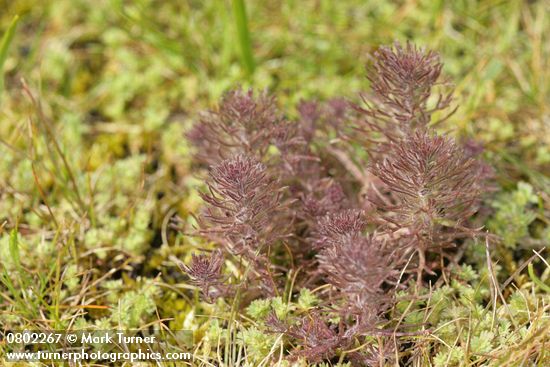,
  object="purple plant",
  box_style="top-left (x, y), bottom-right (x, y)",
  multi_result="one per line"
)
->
top-left (355, 42), bottom-right (454, 148)
top-left (177, 250), bottom-right (227, 302)
top-left (180, 42), bottom-right (489, 365)
top-left (287, 313), bottom-right (348, 363)
top-left (370, 129), bottom-right (482, 276)
top-left (199, 154), bottom-right (280, 249)
top-left (187, 88), bottom-right (283, 165)
top-left (197, 154), bottom-right (286, 294)
top-left (314, 210), bottom-right (401, 341)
